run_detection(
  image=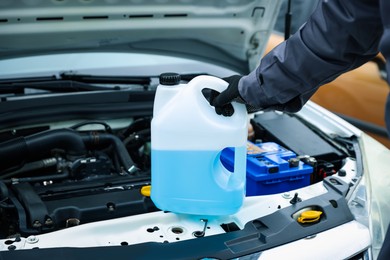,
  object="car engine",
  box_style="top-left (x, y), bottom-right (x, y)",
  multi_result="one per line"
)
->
top-left (0, 117), bottom-right (158, 238)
